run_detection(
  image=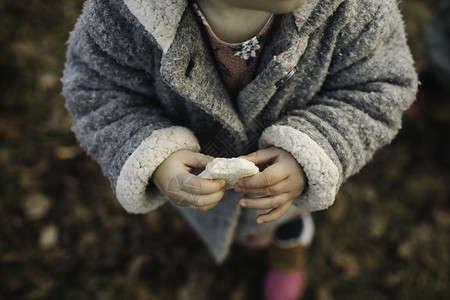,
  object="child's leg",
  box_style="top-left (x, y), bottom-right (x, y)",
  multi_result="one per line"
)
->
top-left (236, 211), bottom-right (313, 250)
top-left (235, 196), bottom-right (305, 249)
top-left (235, 210), bottom-right (314, 299)
top-left (264, 211), bottom-right (314, 300)
top-left (271, 211), bottom-right (314, 249)
top-left (236, 226), bottom-right (276, 249)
